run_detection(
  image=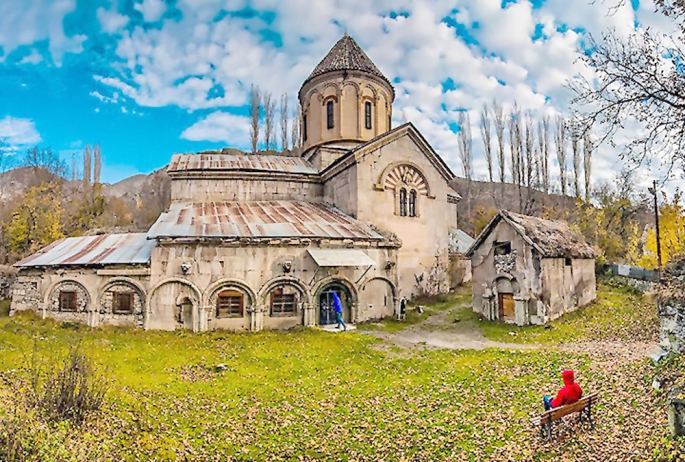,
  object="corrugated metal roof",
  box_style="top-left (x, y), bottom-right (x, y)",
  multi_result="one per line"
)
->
top-left (168, 154), bottom-right (319, 175)
top-left (15, 233), bottom-right (154, 267)
top-left (308, 249), bottom-right (376, 267)
top-left (147, 201), bottom-right (383, 240)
